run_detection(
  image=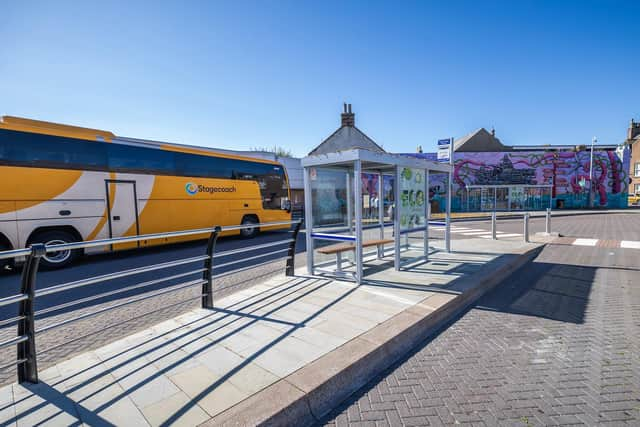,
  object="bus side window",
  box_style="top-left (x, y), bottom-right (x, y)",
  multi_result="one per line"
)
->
top-left (0, 129), bottom-right (107, 170)
top-left (108, 144), bottom-right (176, 175)
top-left (175, 152), bottom-right (233, 179)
